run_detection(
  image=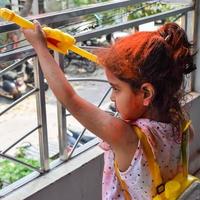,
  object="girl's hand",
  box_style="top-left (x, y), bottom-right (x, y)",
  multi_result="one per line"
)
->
top-left (22, 20), bottom-right (47, 50)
